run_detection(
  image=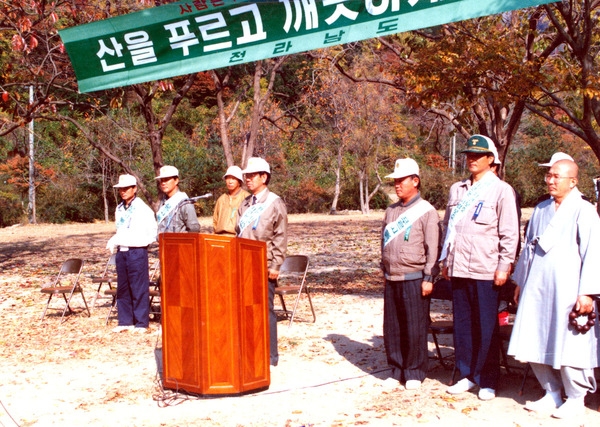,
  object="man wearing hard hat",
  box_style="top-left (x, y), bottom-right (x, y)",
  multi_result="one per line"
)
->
top-left (213, 165), bottom-right (250, 236)
top-left (236, 157), bottom-right (288, 367)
